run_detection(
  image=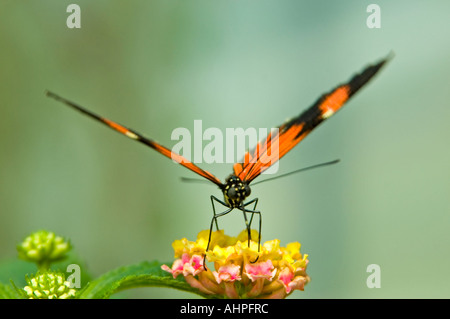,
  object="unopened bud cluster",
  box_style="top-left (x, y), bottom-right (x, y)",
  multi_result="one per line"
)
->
top-left (23, 271), bottom-right (76, 299)
top-left (17, 230), bottom-right (71, 267)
